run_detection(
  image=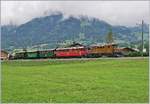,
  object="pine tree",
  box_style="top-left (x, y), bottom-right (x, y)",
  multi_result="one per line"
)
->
top-left (106, 27), bottom-right (114, 44)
